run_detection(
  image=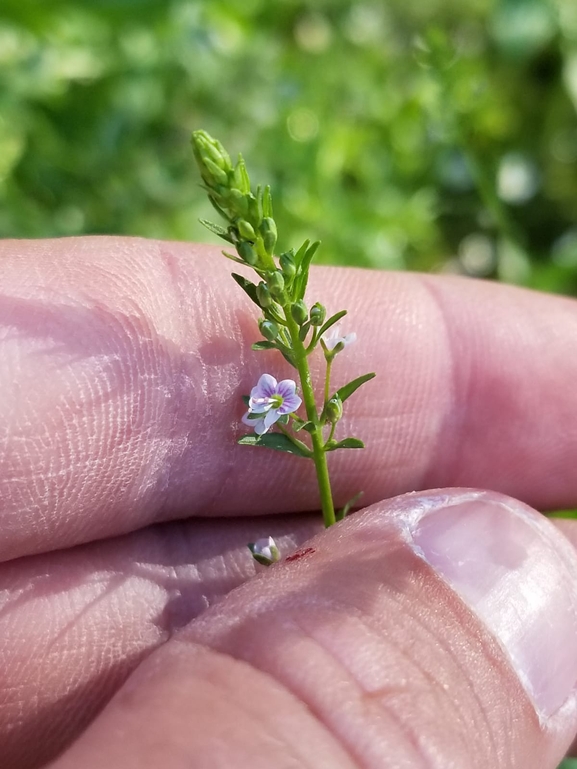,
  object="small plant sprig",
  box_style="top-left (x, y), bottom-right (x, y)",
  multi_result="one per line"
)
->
top-left (191, 130), bottom-right (375, 532)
